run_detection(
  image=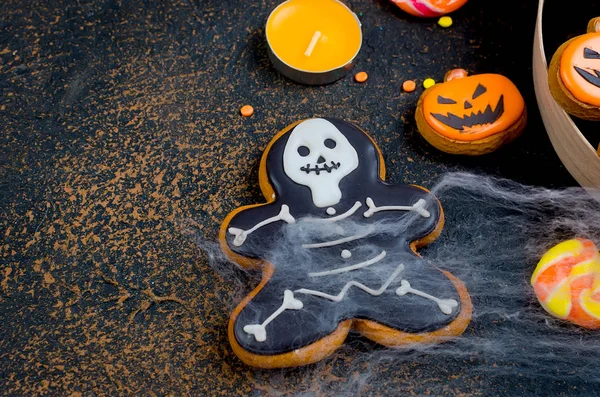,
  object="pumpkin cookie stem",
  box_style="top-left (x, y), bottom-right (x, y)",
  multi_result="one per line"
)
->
top-left (588, 17), bottom-right (600, 34)
top-left (444, 68), bottom-right (468, 82)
